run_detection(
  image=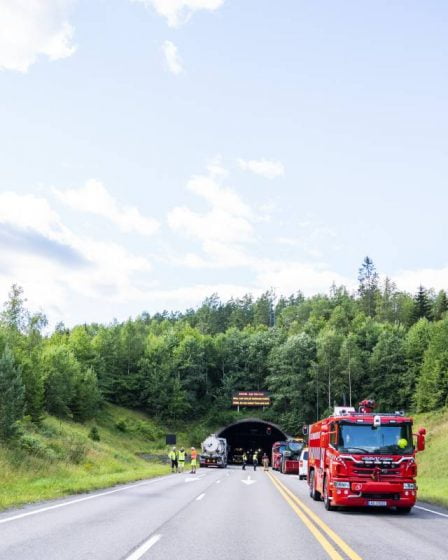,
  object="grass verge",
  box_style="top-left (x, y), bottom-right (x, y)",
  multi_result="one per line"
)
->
top-left (413, 407), bottom-right (448, 508)
top-left (0, 405), bottom-right (177, 511)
